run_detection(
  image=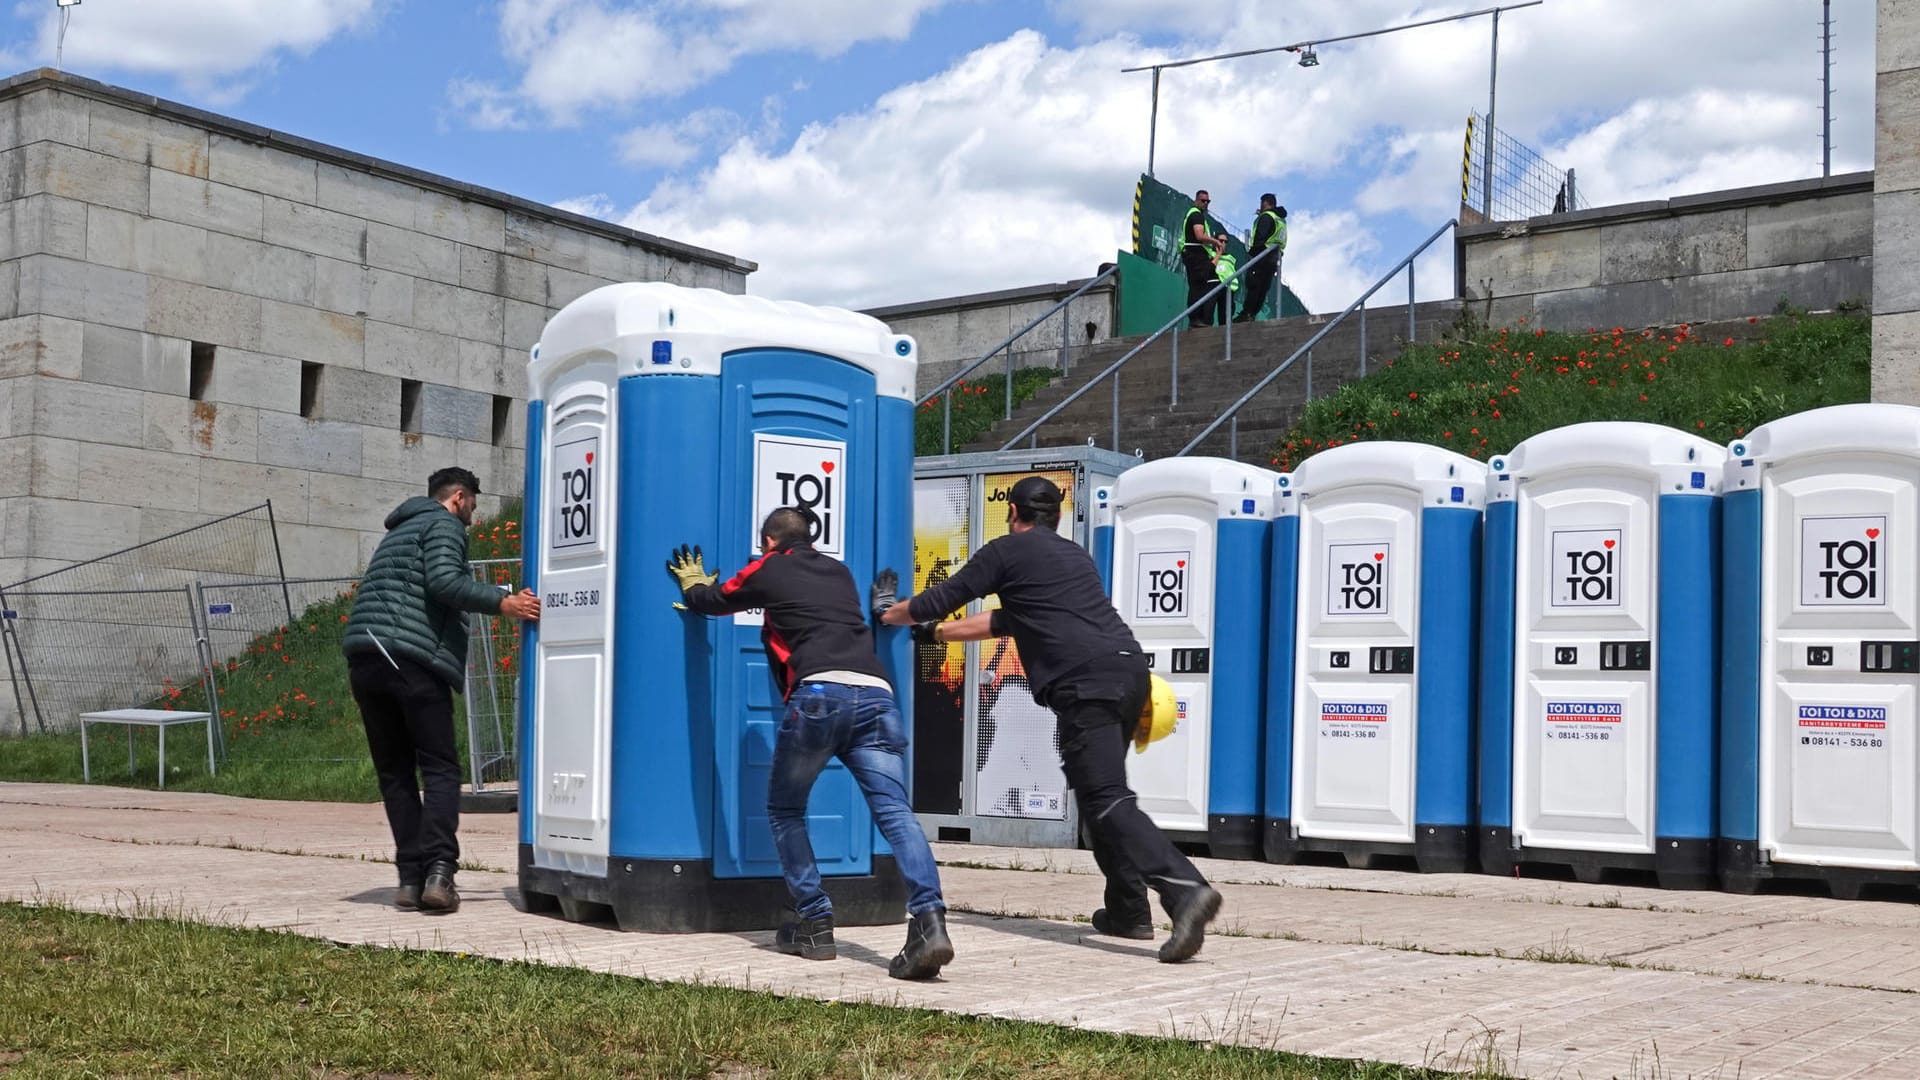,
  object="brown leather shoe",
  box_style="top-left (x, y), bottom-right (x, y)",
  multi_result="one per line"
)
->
top-left (419, 861), bottom-right (460, 914)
